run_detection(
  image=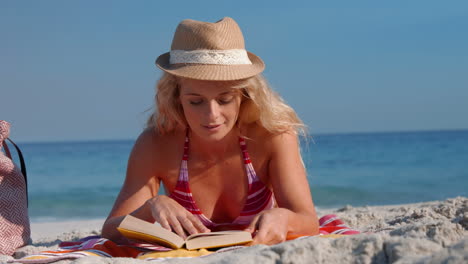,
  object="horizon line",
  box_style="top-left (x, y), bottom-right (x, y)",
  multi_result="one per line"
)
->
top-left (14, 127), bottom-right (468, 145)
